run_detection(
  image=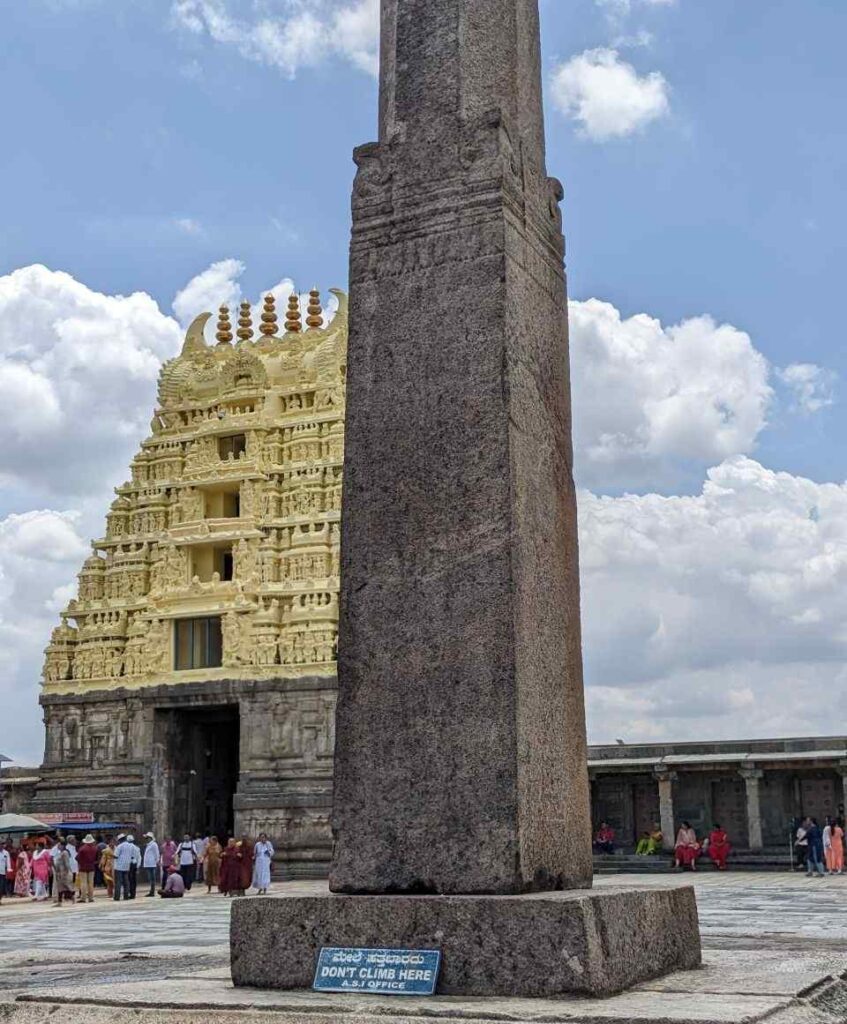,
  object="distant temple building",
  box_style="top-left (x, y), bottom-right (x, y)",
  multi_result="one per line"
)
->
top-left (33, 289), bottom-right (346, 877)
top-left (590, 736), bottom-right (847, 852)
